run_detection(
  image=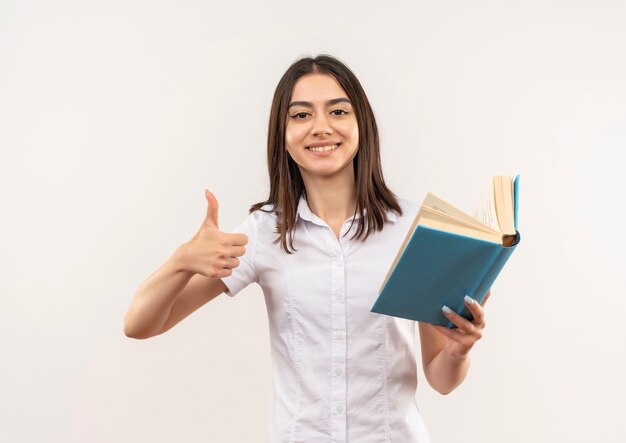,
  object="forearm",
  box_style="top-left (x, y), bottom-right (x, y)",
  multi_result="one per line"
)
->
top-left (424, 348), bottom-right (471, 395)
top-left (124, 246), bottom-right (194, 339)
